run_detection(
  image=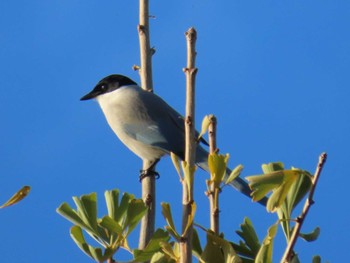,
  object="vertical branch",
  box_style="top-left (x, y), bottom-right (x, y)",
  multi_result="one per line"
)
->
top-left (208, 115), bottom-right (217, 154)
top-left (139, 162), bottom-right (156, 250)
top-left (208, 115), bottom-right (219, 234)
top-left (281, 152), bottom-right (327, 263)
top-left (180, 27), bottom-right (198, 263)
top-left (138, 0), bottom-right (153, 92)
top-left (137, 0), bottom-right (155, 251)
top-left (184, 27), bottom-right (197, 164)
